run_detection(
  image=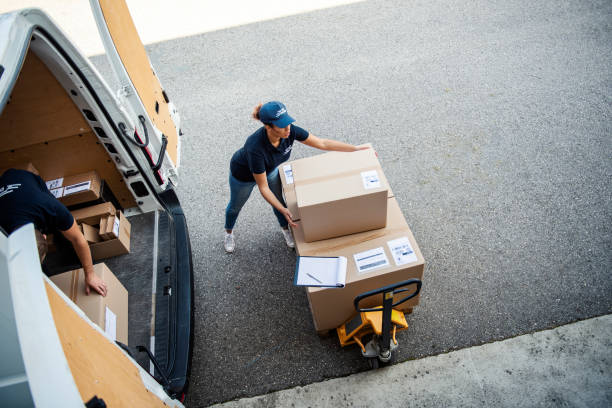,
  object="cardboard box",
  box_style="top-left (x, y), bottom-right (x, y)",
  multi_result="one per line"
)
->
top-left (0, 162), bottom-right (39, 176)
top-left (46, 171), bottom-right (102, 207)
top-left (294, 197), bottom-right (425, 331)
top-left (90, 211), bottom-right (131, 260)
top-left (81, 223), bottom-right (101, 244)
top-left (281, 146), bottom-right (392, 242)
top-left (50, 263), bottom-right (128, 343)
top-left (98, 214), bottom-right (118, 241)
top-left (71, 202), bottom-right (116, 225)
